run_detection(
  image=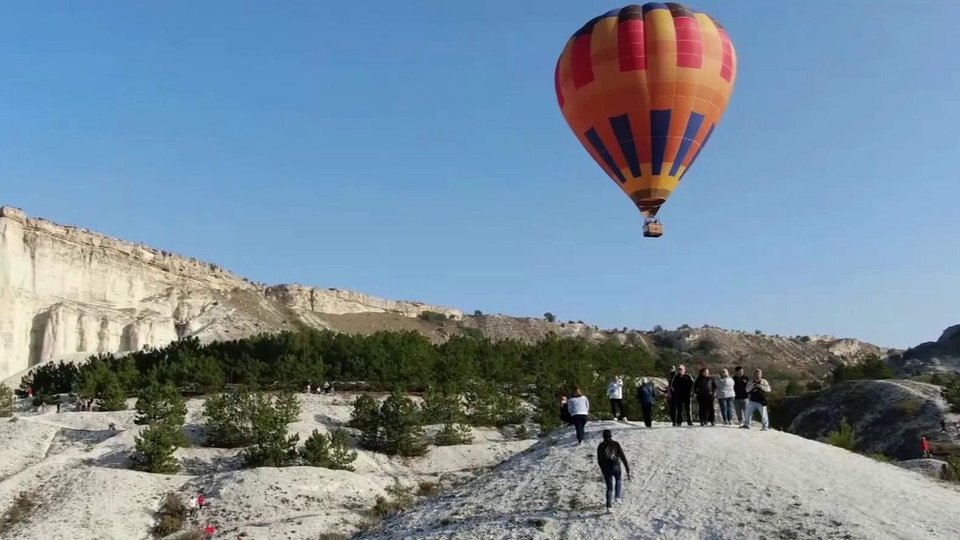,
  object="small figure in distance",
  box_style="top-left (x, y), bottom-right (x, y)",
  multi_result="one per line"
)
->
top-left (597, 429), bottom-right (631, 513)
